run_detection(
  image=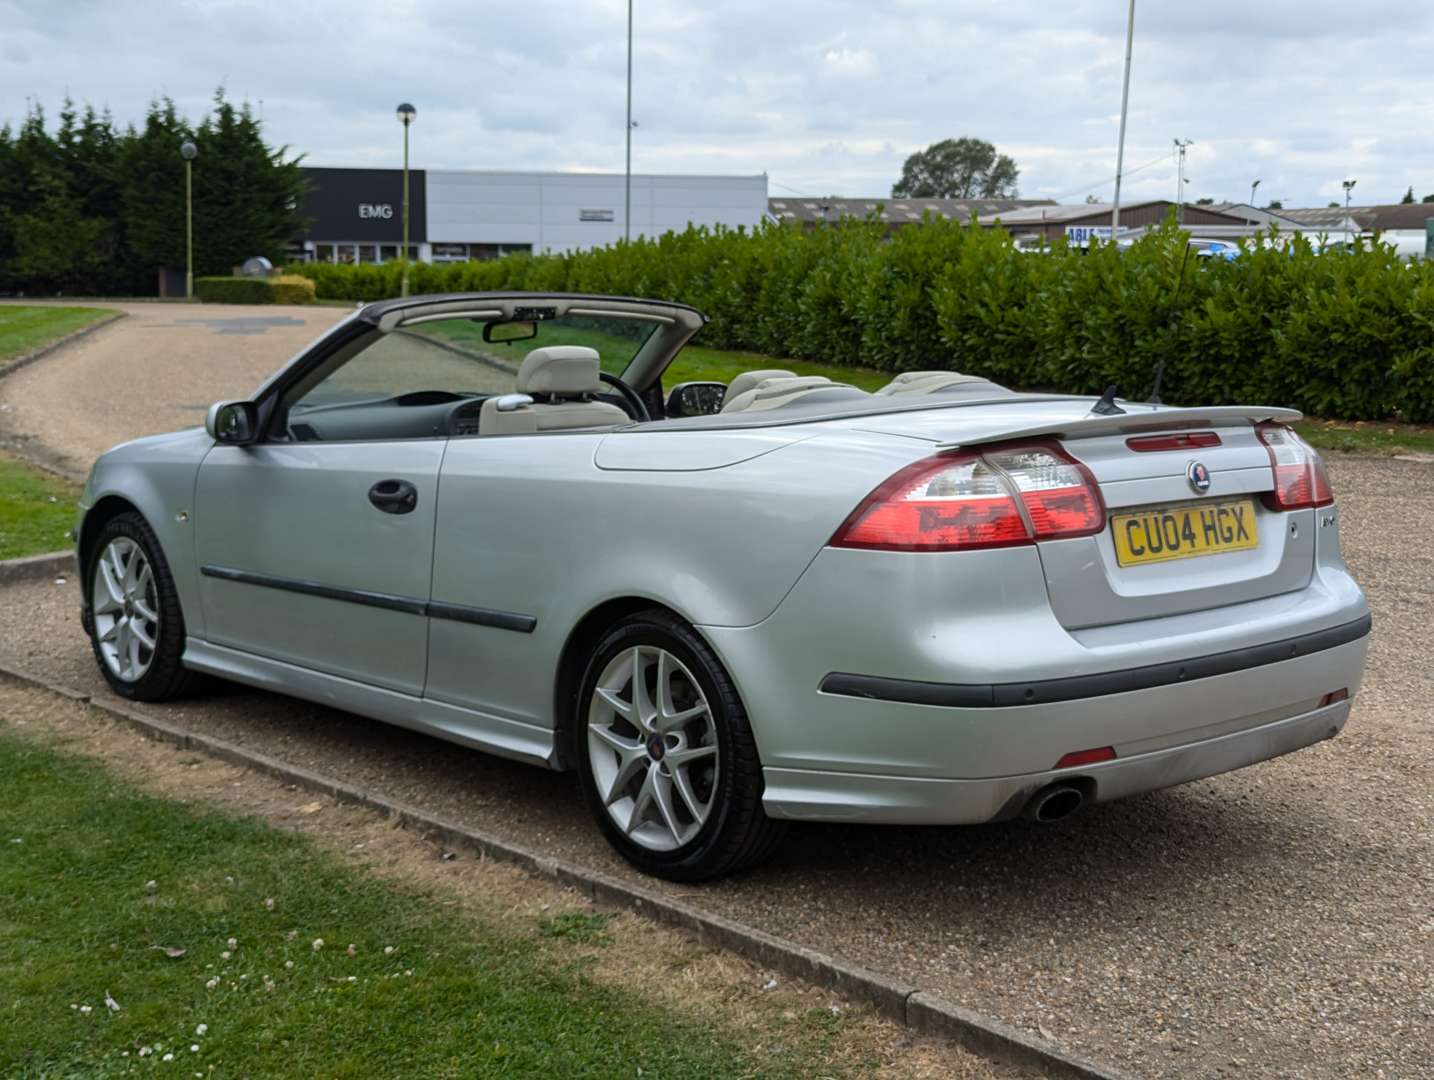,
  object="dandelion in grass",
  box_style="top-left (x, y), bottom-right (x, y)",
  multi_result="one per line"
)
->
top-left (205, 978), bottom-right (218, 991)
top-left (162, 1052), bottom-right (174, 1062)
top-left (195, 1024), bottom-right (207, 1036)
top-left (312, 938), bottom-right (324, 951)
top-left (226, 937), bottom-right (237, 949)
